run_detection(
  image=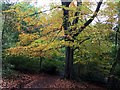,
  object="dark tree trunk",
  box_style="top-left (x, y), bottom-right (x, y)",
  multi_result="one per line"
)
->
top-left (65, 46), bottom-right (74, 79)
top-left (39, 57), bottom-right (43, 72)
top-left (61, 1), bottom-right (74, 79)
top-left (61, 0), bottom-right (82, 79)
